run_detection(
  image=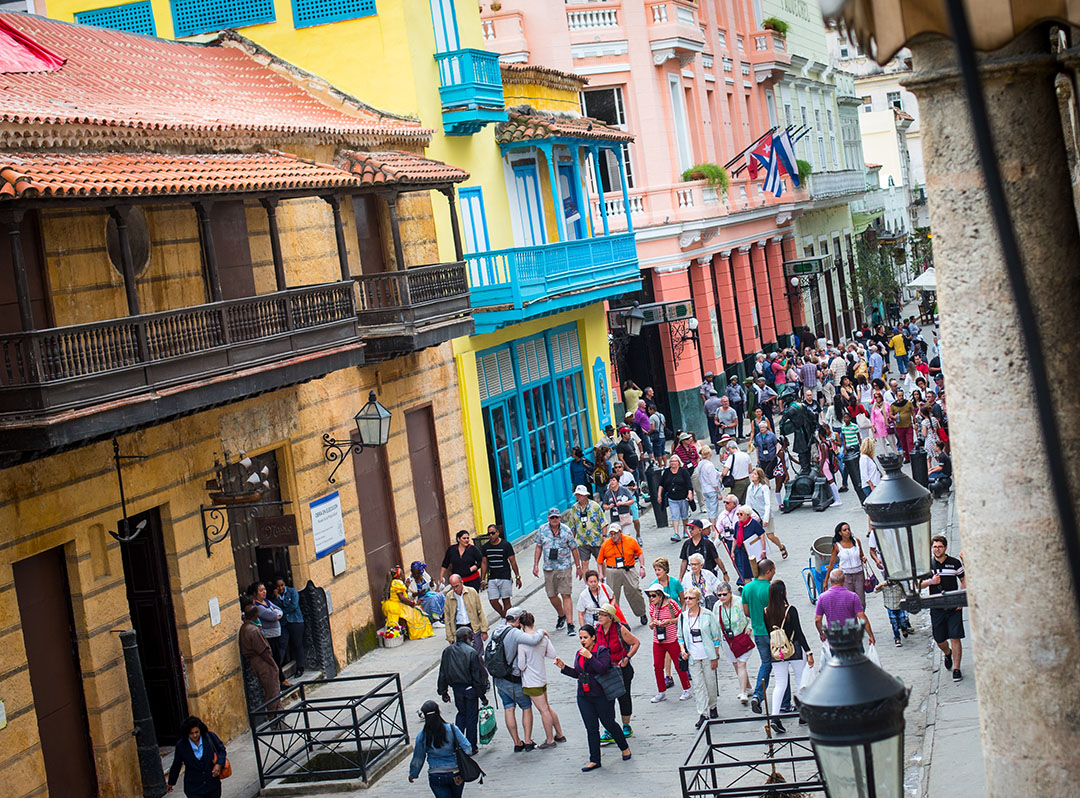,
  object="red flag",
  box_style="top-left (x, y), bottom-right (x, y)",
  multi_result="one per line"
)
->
top-left (746, 133), bottom-right (774, 180)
